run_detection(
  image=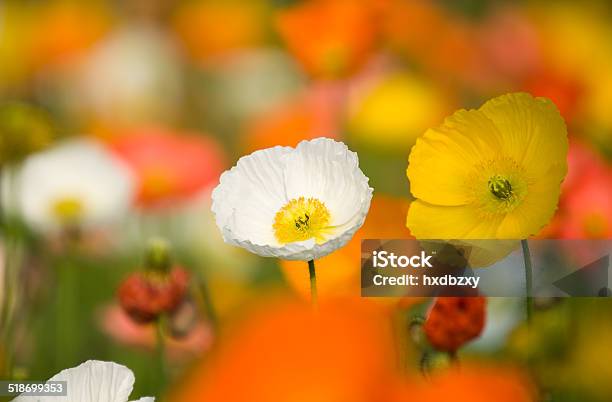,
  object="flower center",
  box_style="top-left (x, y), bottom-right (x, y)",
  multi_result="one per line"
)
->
top-left (273, 197), bottom-right (332, 244)
top-left (488, 175), bottom-right (513, 200)
top-left (51, 197), bottom-right (84, 224)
